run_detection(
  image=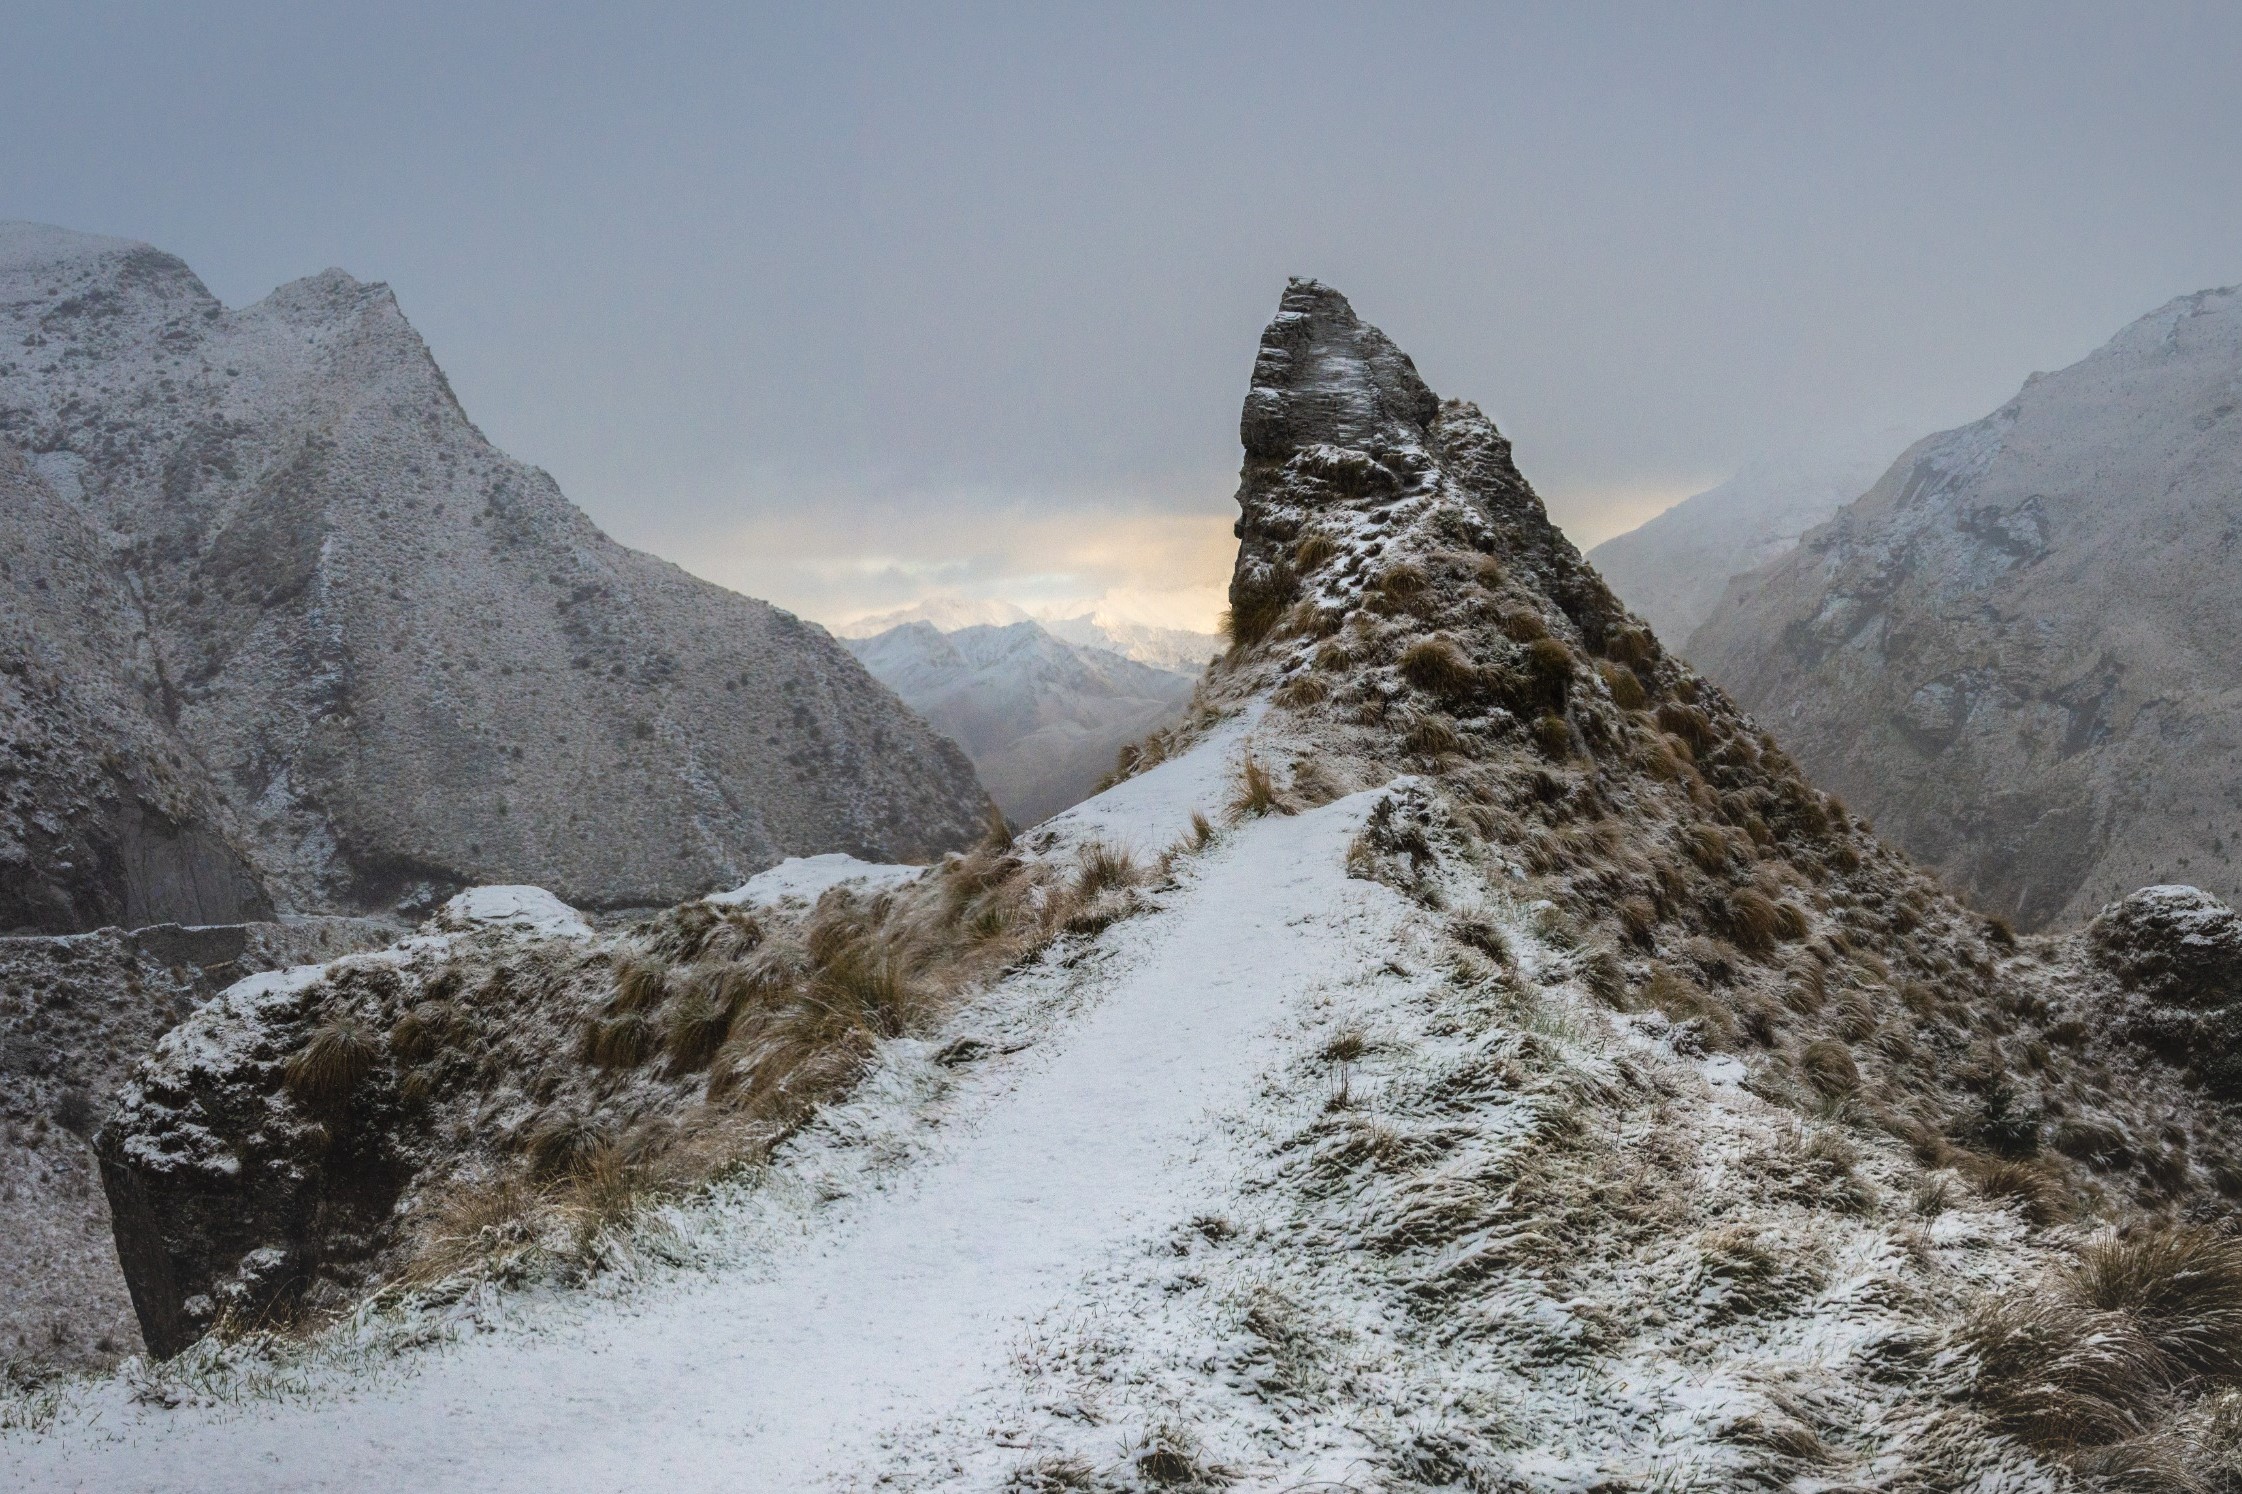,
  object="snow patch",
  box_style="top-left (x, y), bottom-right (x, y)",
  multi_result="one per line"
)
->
top-left (429, 886), bottom-right (590, 939)
top-left (707, 853), bottom-right (927, 910)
